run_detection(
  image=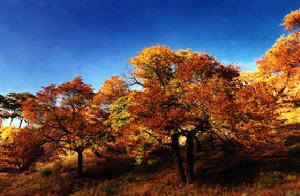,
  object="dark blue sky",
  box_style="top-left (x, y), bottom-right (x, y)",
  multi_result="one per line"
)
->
top-left (0, 0), bottom-right (299, 94)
